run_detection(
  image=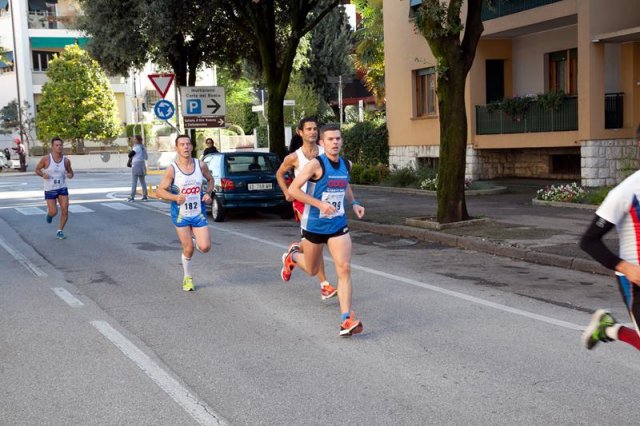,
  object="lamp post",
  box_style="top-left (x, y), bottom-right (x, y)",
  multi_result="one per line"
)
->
top-left (9, 0), bottom-right (25, 152)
